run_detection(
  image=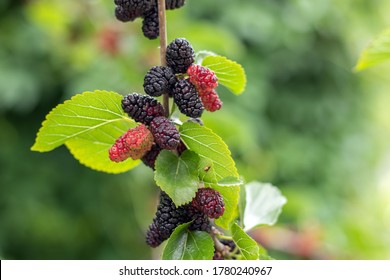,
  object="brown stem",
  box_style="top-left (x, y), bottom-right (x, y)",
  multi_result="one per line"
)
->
top-left (157, 0), bottom-right (169, 117)
top-left (211, 227), bottom-right (226, 252)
